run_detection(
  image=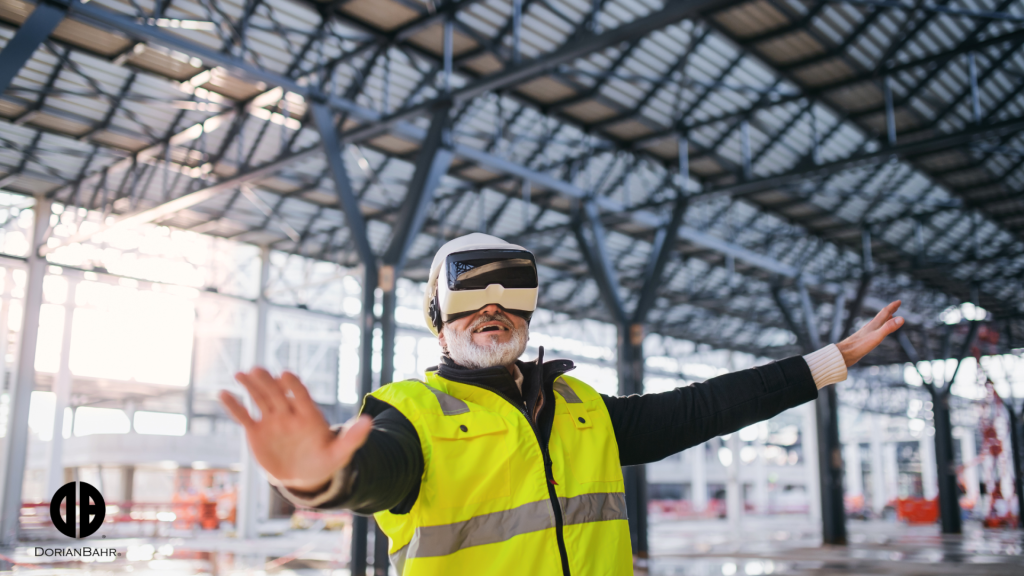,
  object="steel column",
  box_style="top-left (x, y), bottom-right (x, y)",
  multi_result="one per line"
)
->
top-left (238, 245), bottom-right (271, 540)
top-left (777, 284), bottom-right (847, 544)
top-left (571, 174), bottom-right (688, 559)
top-left (0, 196), bottom-right (51, 547)
top-left (883, 76), bottom-right (896, 145)
top-left (312, 102), bottom-right (379, 574)
top-left (931, 389), bottom-right (961, 532)
top-left (897, 323), bottom-right (979, 535)
top-left (352, 263), bottom-right (378, 576)
top-left (46, 278), bottom-right (78, 498)
top-left (1006, 407), bottom-right (1024, 530)
top-left (0, 1), bottom-right (67, 95)
top-left (617, 322), bottom-right (648, 558)
top-left (968, 52), bottom-right (982, 124)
